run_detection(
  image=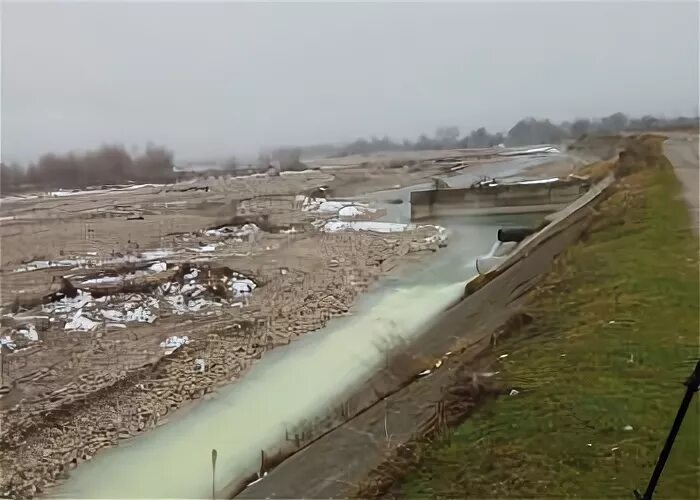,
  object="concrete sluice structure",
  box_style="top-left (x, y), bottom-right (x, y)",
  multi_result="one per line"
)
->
top-left (410, 177), bottom-right (590, 219)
